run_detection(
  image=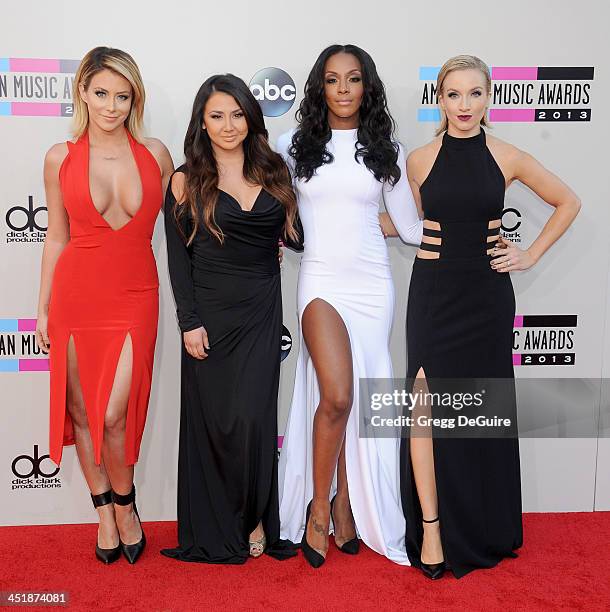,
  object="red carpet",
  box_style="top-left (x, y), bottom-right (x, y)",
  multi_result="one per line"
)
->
top-left (1, 512), bottom-right (609, 611)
